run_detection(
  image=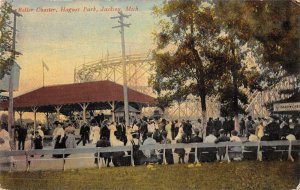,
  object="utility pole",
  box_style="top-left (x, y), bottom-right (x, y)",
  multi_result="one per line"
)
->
top-left (111, 11), bottom-right (131, 127)
top-left (8, 10), bottom-right (22, 139)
